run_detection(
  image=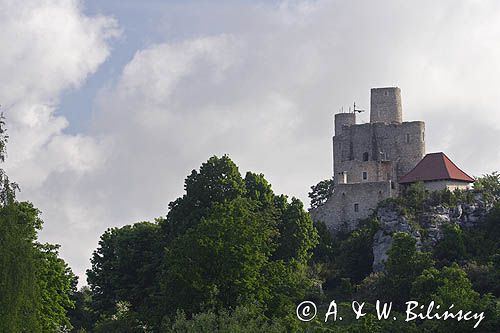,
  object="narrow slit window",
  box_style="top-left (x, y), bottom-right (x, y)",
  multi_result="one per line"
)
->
top-left (362, 171), bottom-right (368, 180)
top-left (406, 133), bottom-right (410, 143)
top-left (354, 203), bottom-right (359, 212)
